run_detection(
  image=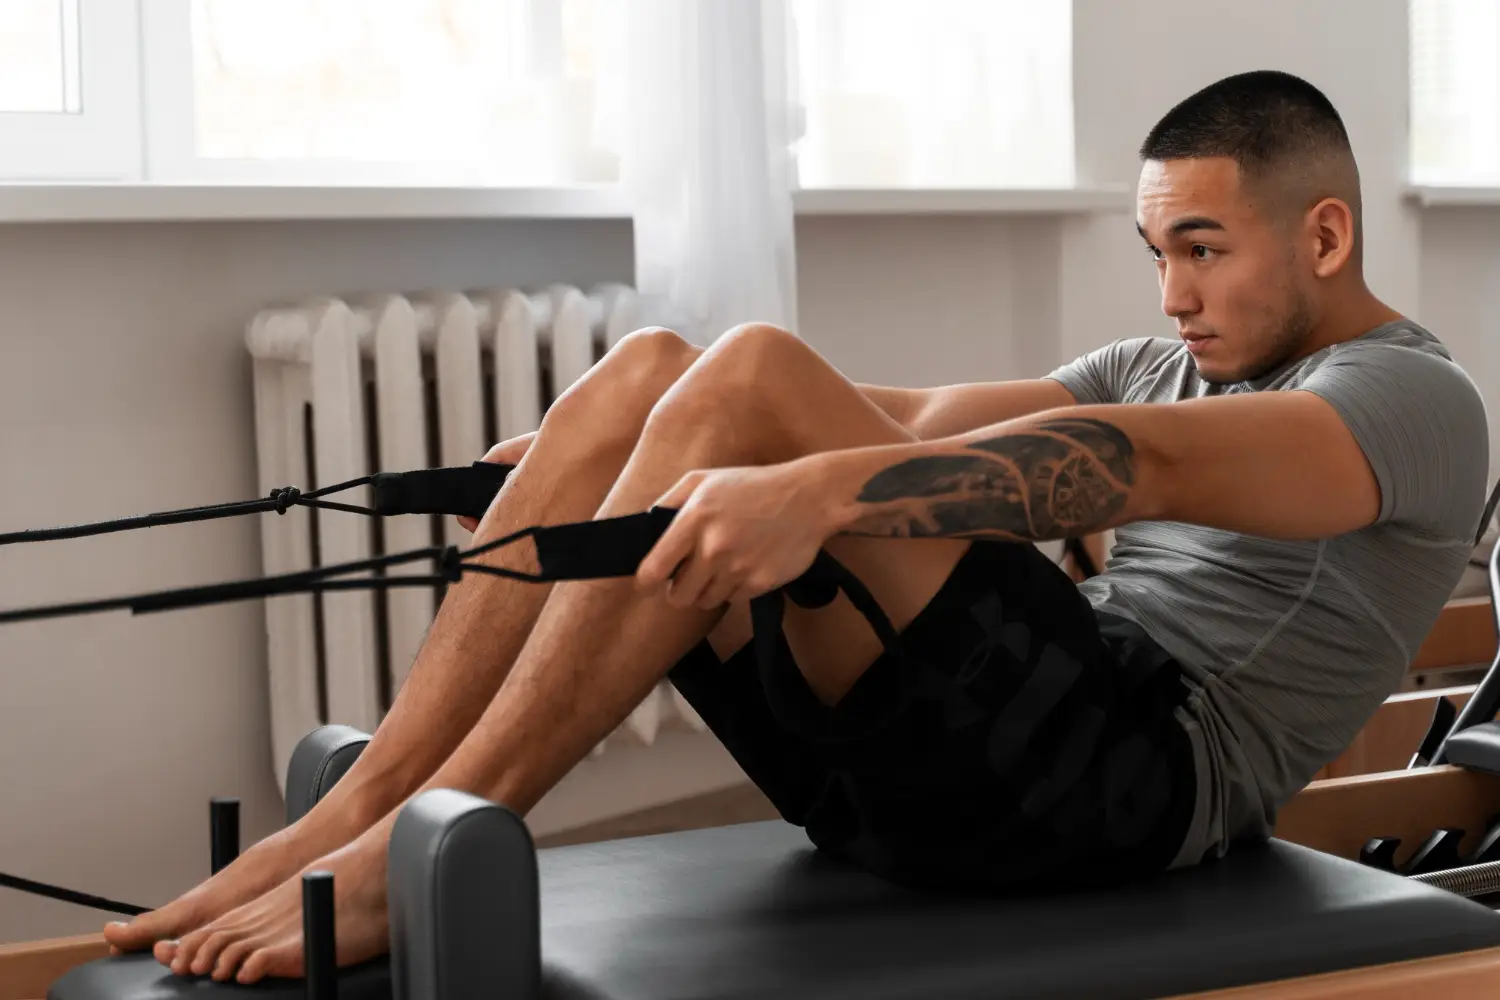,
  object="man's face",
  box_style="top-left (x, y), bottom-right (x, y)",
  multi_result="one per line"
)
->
top-left (1136, 157), bottom-right (1315, 384)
